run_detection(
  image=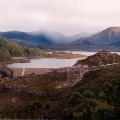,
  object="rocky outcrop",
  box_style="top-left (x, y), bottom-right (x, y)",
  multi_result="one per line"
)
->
top-left (48, 65), bottom-right (89, 88)
top-left (0, 65), bottom-right (89, 96)
top-left (1, 51), bottom-right (120, 96)
top-left (0, 66), bottom-right (13, 78)
top-left (75, 50), bottom-right (120, 67)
